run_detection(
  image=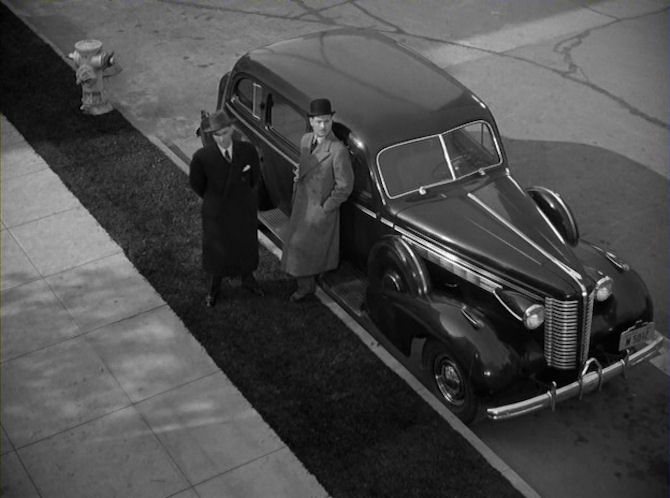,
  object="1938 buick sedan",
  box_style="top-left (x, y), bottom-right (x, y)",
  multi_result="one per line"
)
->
top-left (212, 28), bottom-right (663, 423)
